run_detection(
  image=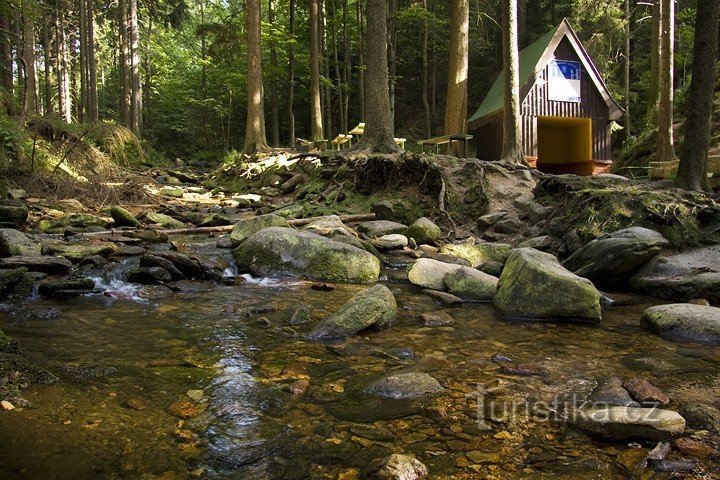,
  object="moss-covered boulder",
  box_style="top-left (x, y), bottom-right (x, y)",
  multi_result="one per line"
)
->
top-left (109, 206), bottom-right (140, 227)
top-left (37, 278), bottom-right (96, 299)
top-left (493, 248), bottom-right (602, 323)
top-left (230, 214), bottom-right (289, 246)
top-left (404, 217), bottom-right (441, 245)
top-left (160, 186), bottom-right (184, 198)
top-left (0, 256), bottom-right (72, 275)
top-left (200, 213), bottom-right (233, 227)
top-left (0, 229), bottom-right (41, 257)
top-left (563, 227), bottom-right (669, 284)
top-left (0, 267), bottom-right (34, 302)
top-left (443, 266), bottom-right (498, 302)
top-left (309, 284), bottom-right (396, 339)
top-left (65, 213), bottom-right (110, 228)
top-left (128, 229), bottom-right (169, 244)
top-left (0, 203), bottom-right (29, 228)
top-left (407, 258), bottom-right (463, 291)
top-left (642, 303), bottom-right (720, 345)
top-left (145, 212), bottom-right (185, 229)
top-left (234, 227), bottom-right (380, 283)
top-left (43, 242), bottom-right (118, 262)
top-left (439, 241), bottom-right (512, 268)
